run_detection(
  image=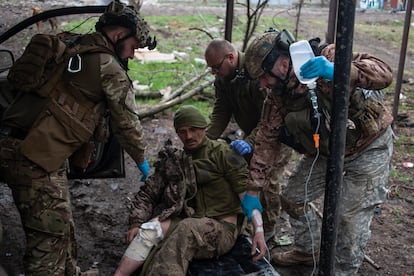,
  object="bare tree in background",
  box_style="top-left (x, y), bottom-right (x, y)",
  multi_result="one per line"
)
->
top-left (129, 0), bottom-right (143, 11)
top-left (239, 0), bottom-right (270, 51)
